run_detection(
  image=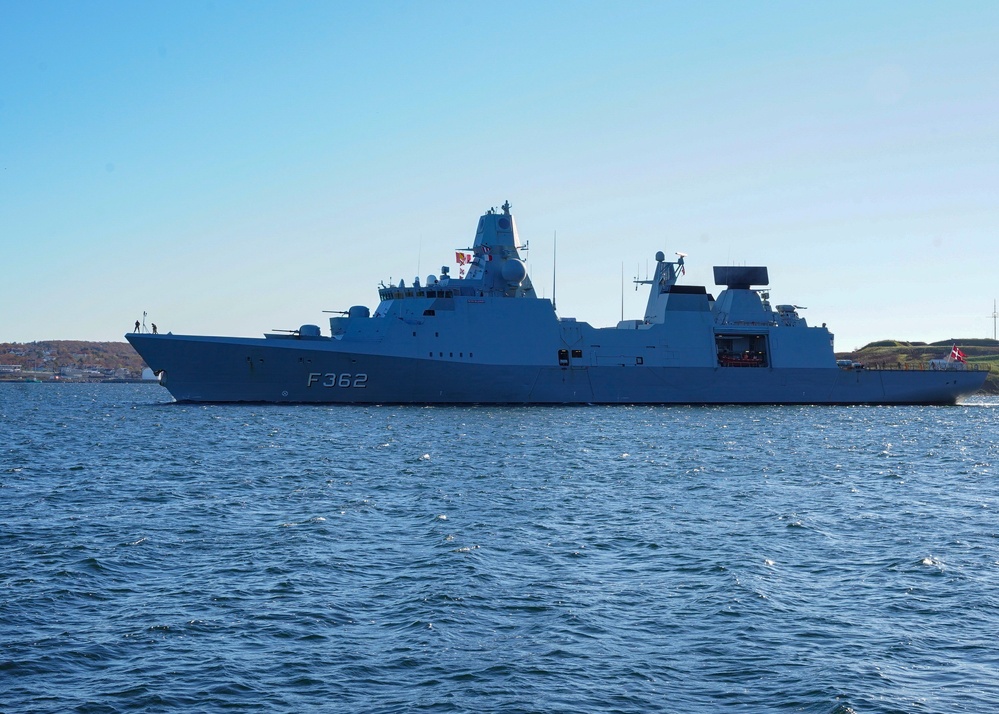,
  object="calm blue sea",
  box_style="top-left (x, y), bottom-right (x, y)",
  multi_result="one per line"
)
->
top-left (2, 383), bottom-right (998, 713)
